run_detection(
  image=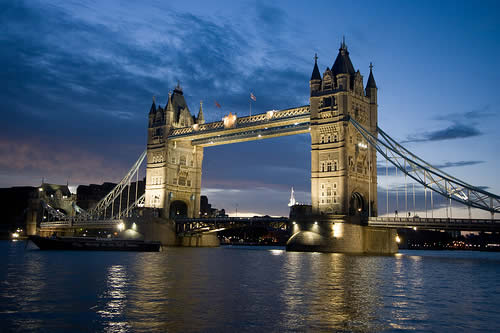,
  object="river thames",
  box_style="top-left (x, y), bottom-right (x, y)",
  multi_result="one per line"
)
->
top-left (1, 240), bottom-right (499, 332)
